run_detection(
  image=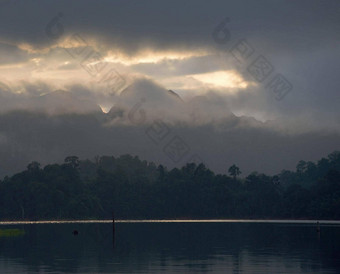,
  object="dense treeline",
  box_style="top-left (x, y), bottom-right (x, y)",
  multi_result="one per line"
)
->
top-left (0, 152), bottom-right (340, 220)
